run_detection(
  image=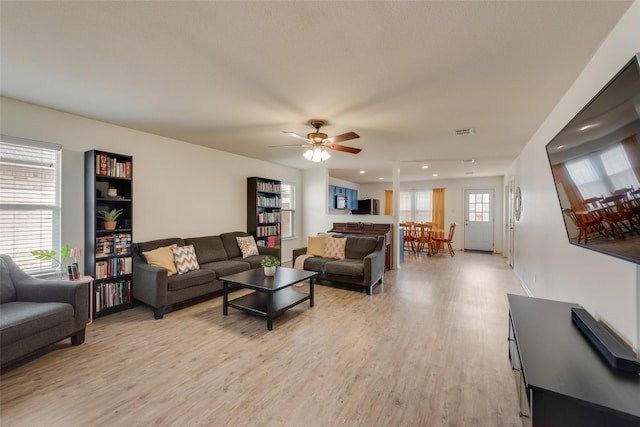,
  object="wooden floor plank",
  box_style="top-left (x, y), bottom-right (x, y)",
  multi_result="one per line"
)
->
top-left (1, 252), bottom-right (526, 426)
